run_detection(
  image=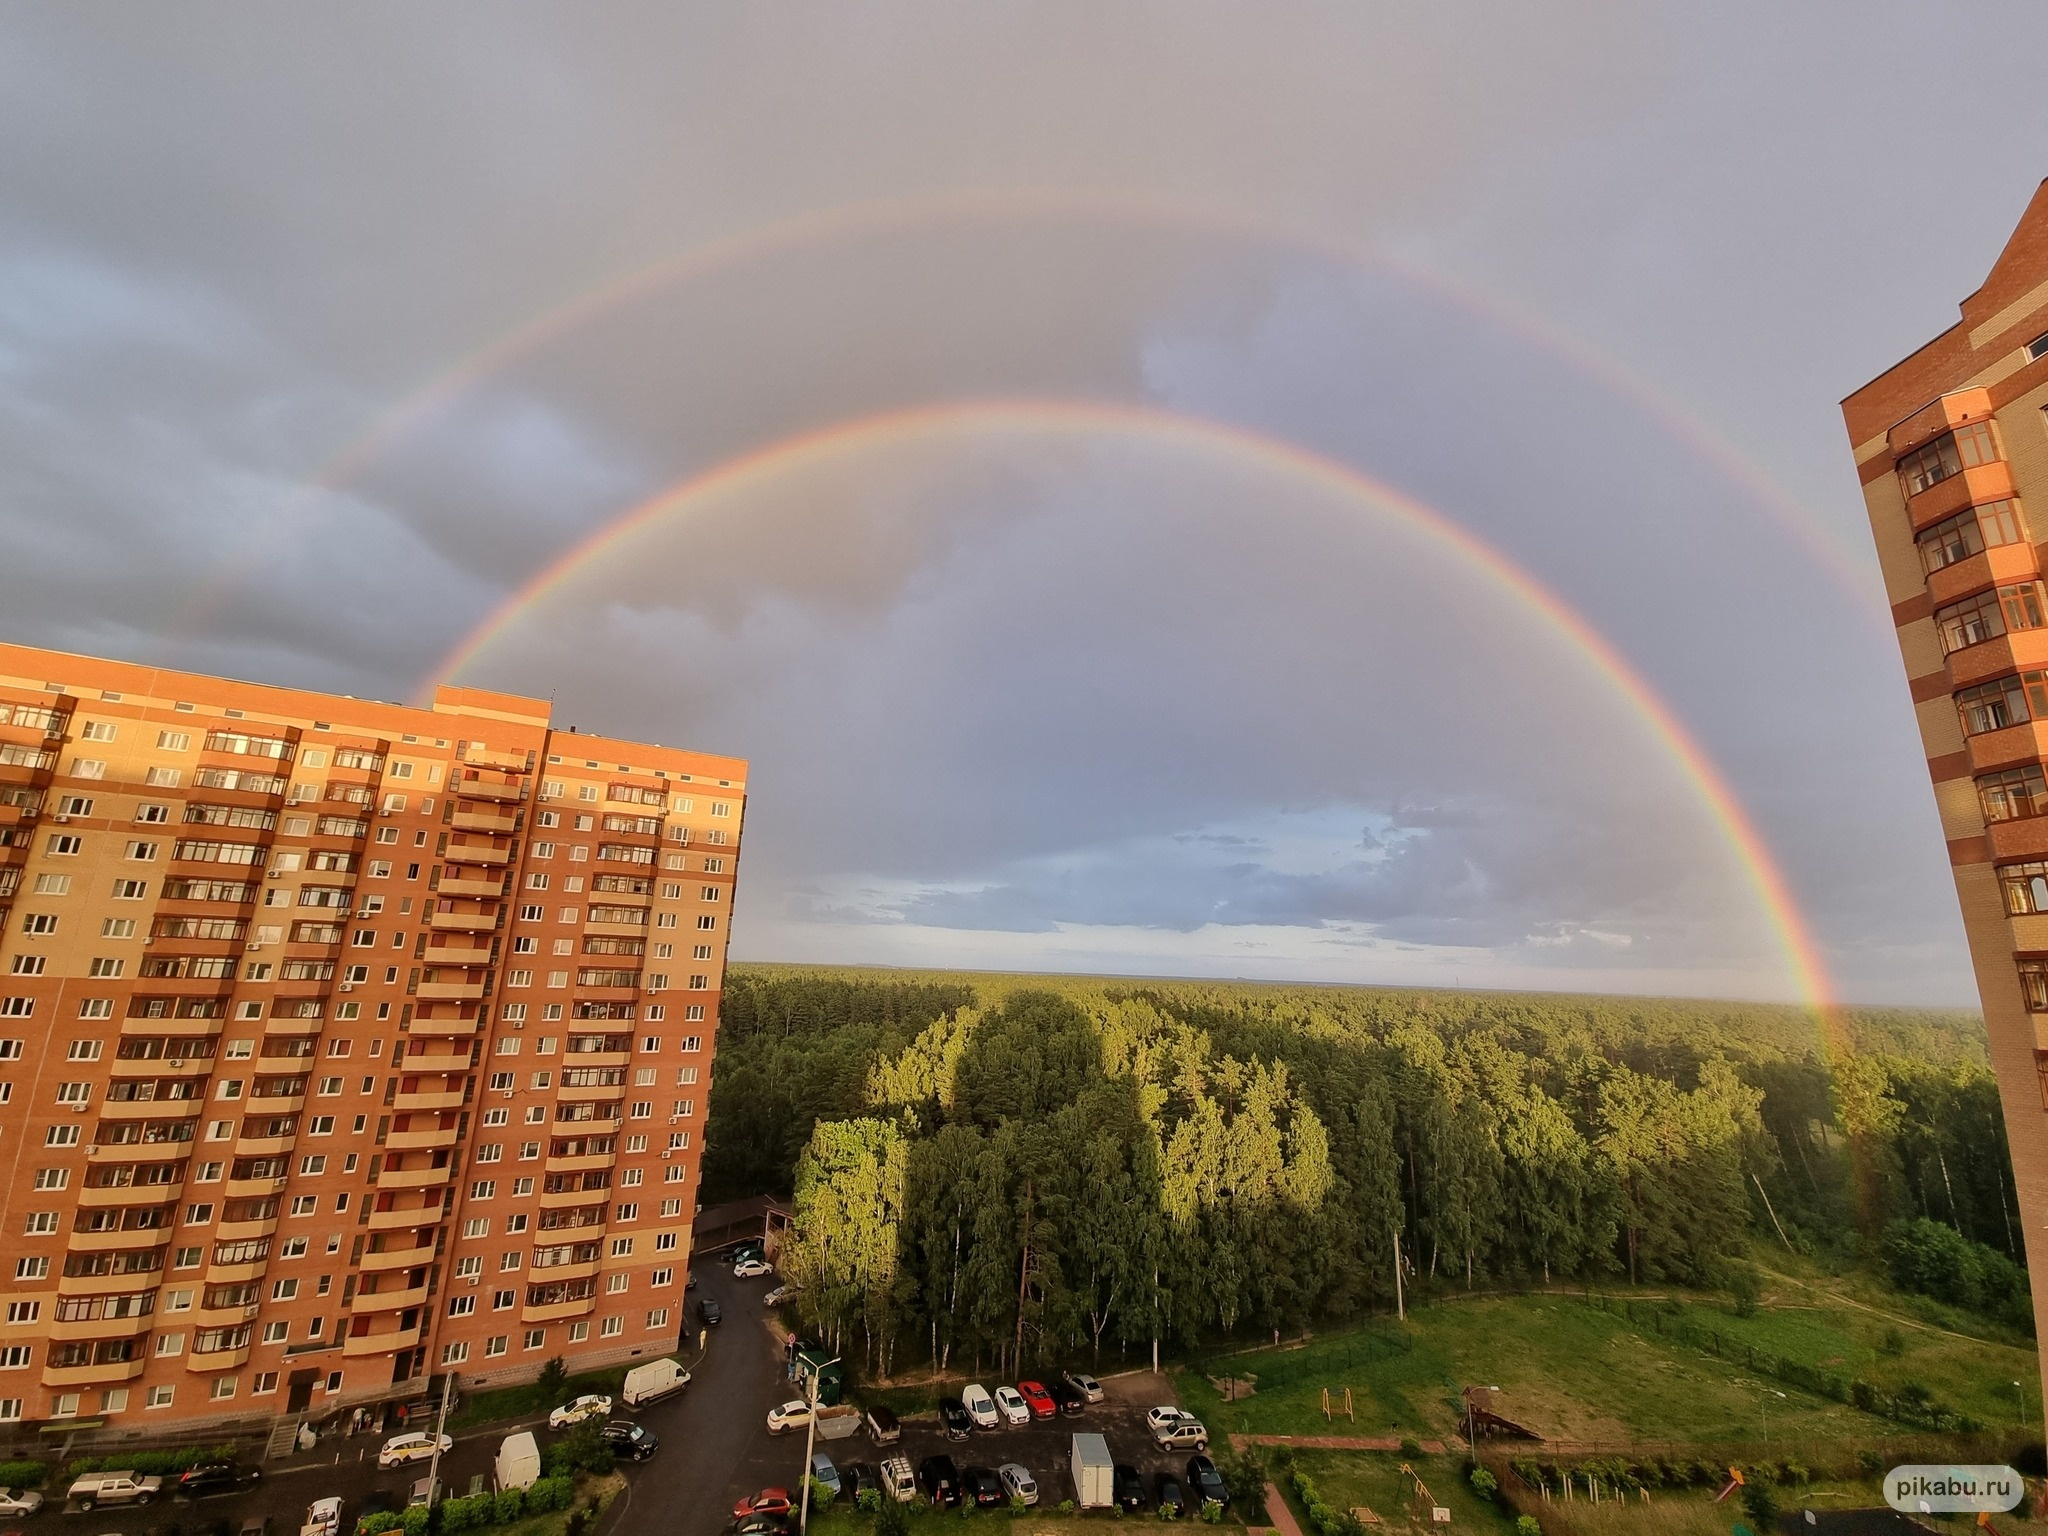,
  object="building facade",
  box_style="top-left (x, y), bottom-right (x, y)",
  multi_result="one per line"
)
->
top-left (0, 642), bottom-right (744, 1429)
top-left (1843, 179), bottom-right (2048, 1359)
